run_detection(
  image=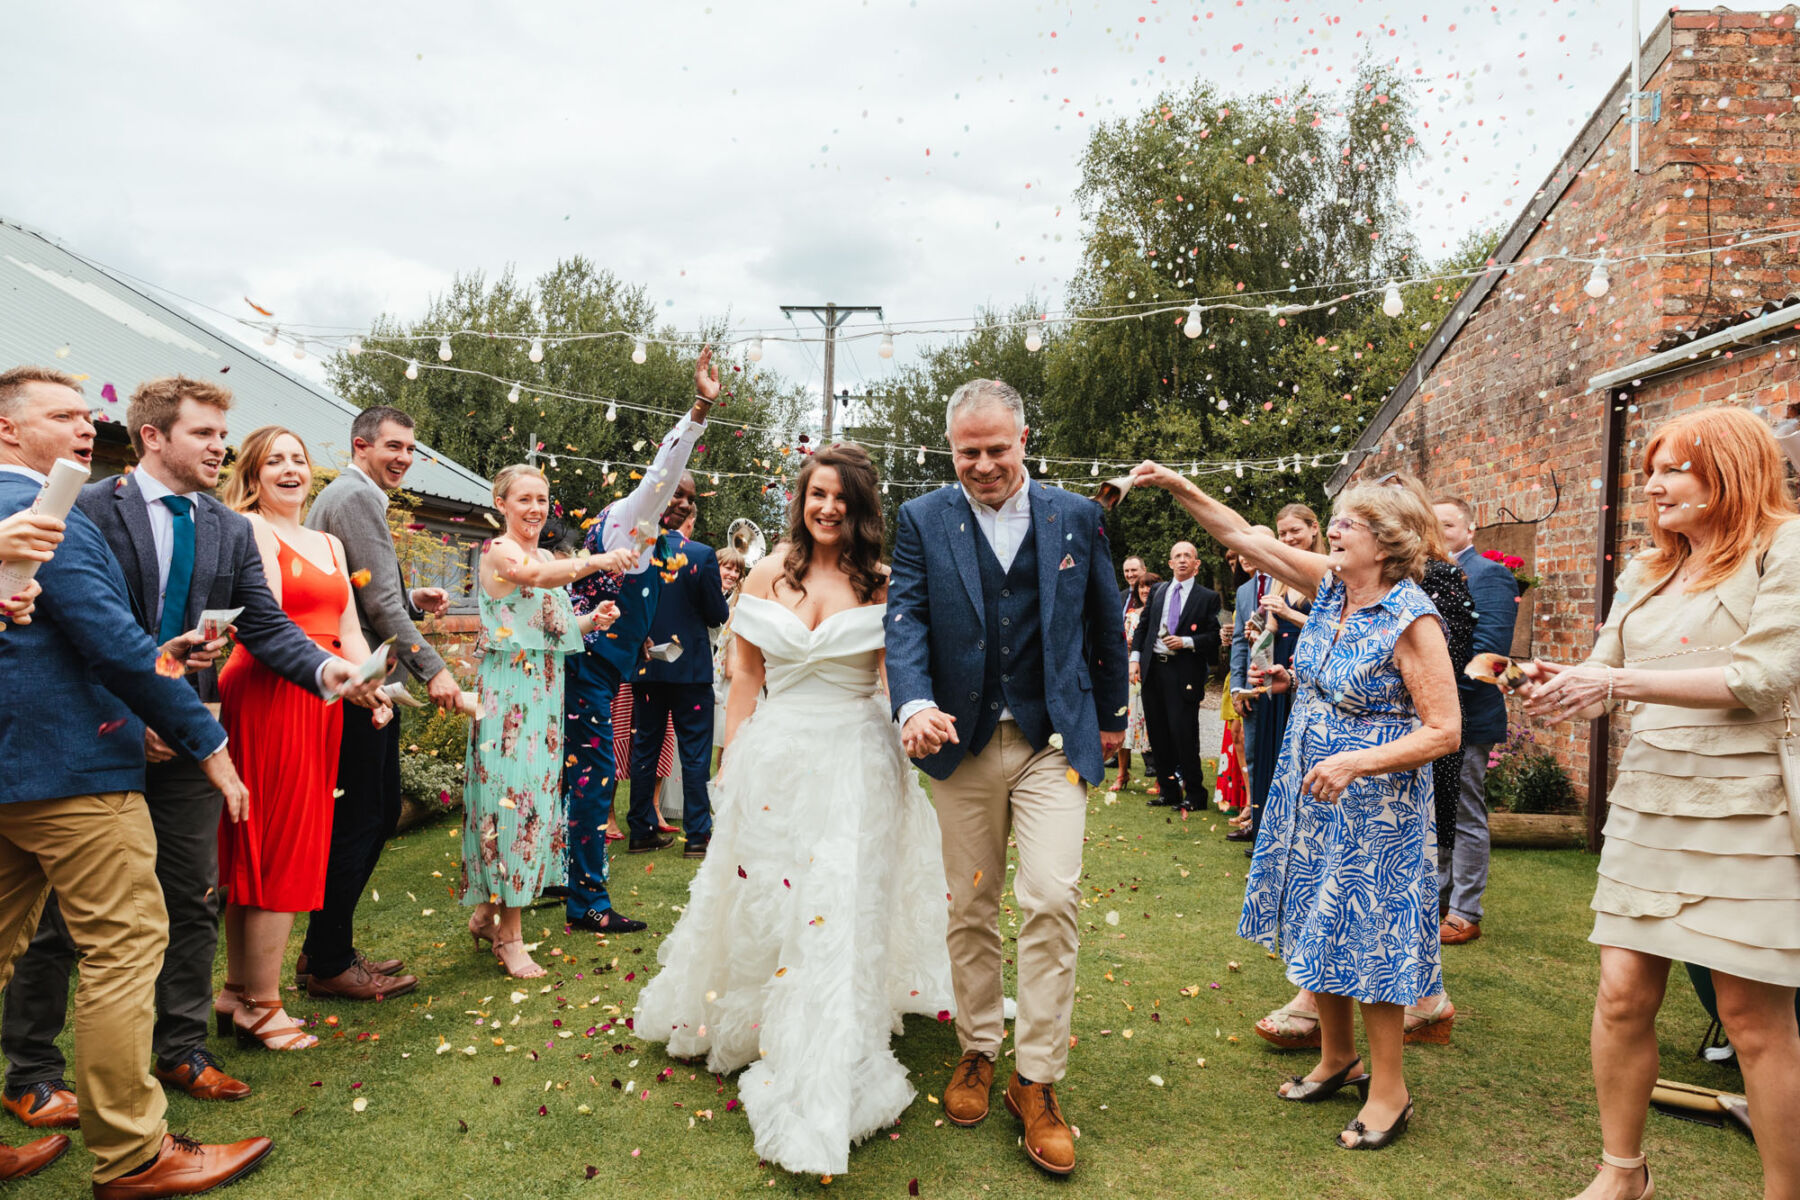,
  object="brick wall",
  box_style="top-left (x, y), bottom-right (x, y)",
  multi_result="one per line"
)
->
top-left (1348, 8), bottom-right (1800, 808)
